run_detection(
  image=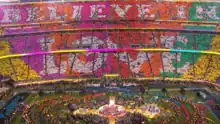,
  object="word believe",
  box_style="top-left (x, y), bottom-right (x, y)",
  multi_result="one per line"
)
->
top-left (0, 1), bottom-right (220, 24)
